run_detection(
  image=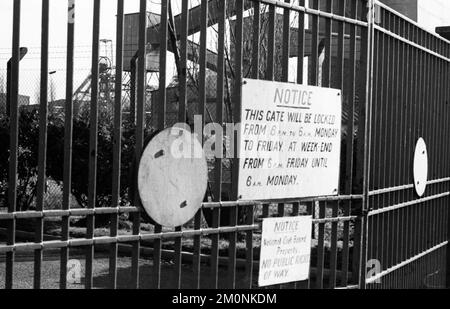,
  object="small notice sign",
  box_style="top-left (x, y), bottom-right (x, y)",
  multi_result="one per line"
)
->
top-left (239, 78), bottom-right (342, 201)
top-left (258, 216), bottom-right (312, 287)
